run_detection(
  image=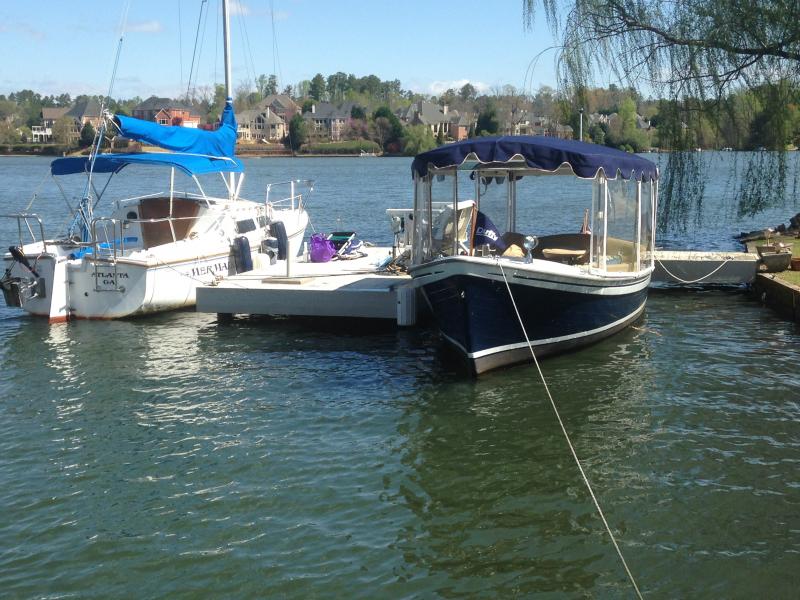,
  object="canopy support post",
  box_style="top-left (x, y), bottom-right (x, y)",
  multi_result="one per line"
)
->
top-left (452, 169), bottom-right (459, 257)
top-left (169, 167), bottom-right (177, 243)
